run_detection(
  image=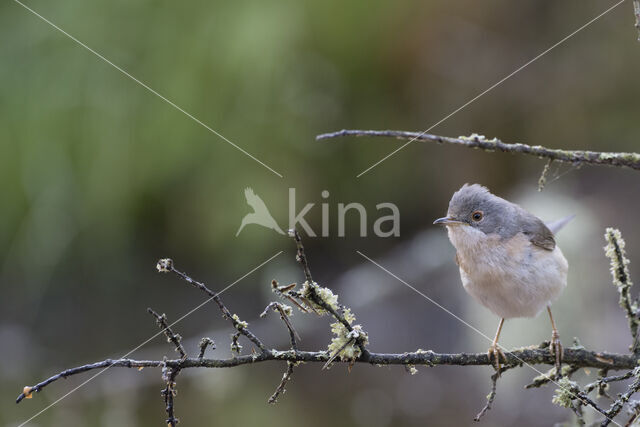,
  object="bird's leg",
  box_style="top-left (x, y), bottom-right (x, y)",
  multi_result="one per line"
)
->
top-left (487, 318), bottom-right (507, 375)
top-left (547, 306), bottom-right (563, 378)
